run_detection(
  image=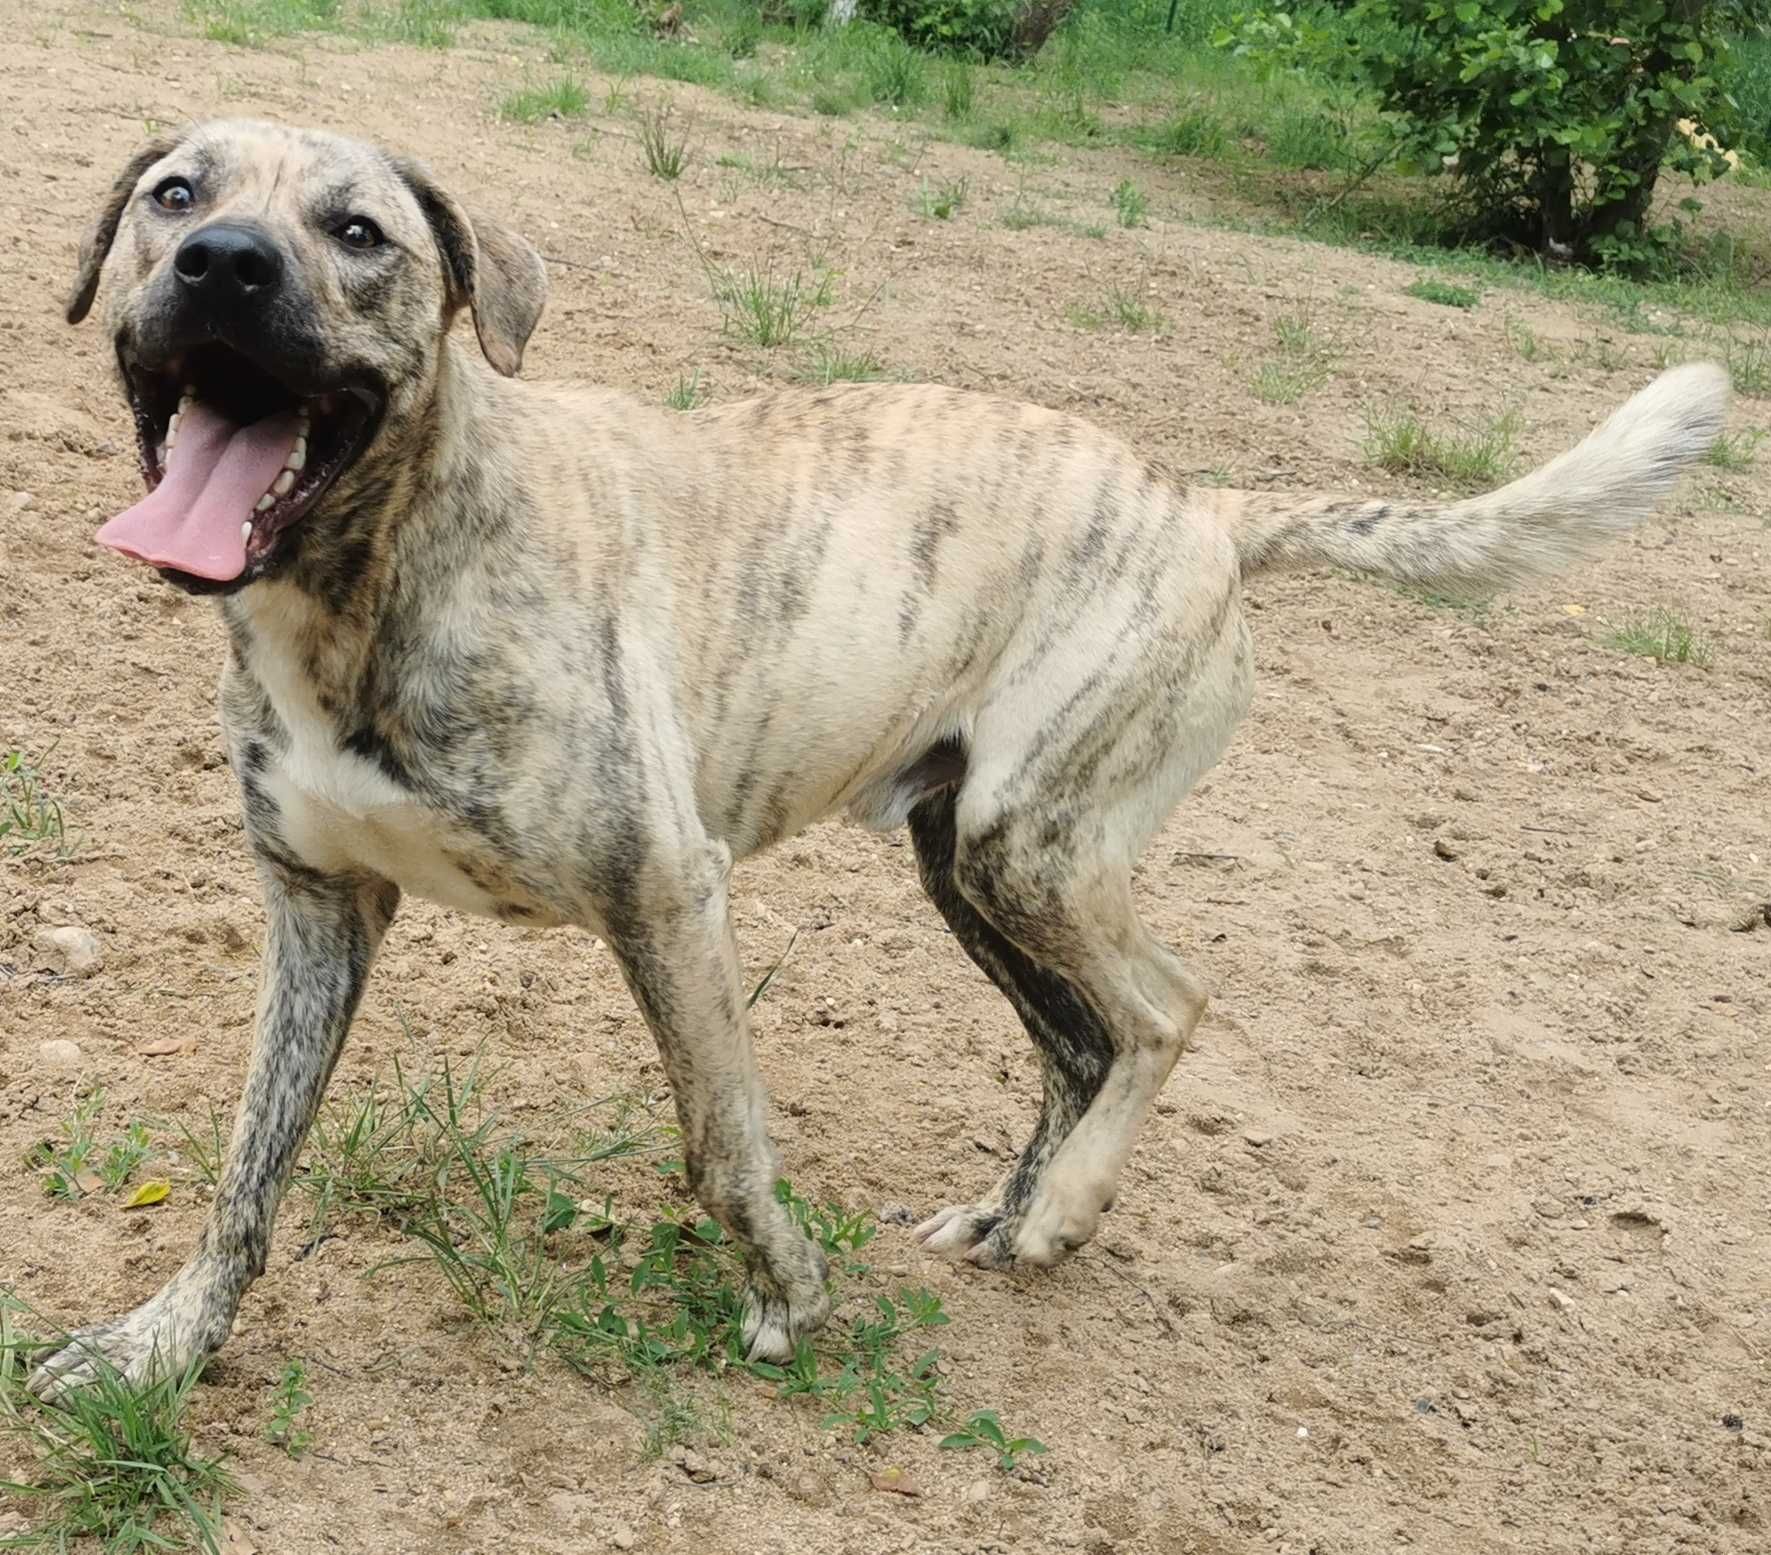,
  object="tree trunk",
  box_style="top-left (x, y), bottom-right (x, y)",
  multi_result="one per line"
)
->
top-left (1006, 0), bottom-right (1079, 60)
top-left (1536, 147), bottom-right (1576, 254)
